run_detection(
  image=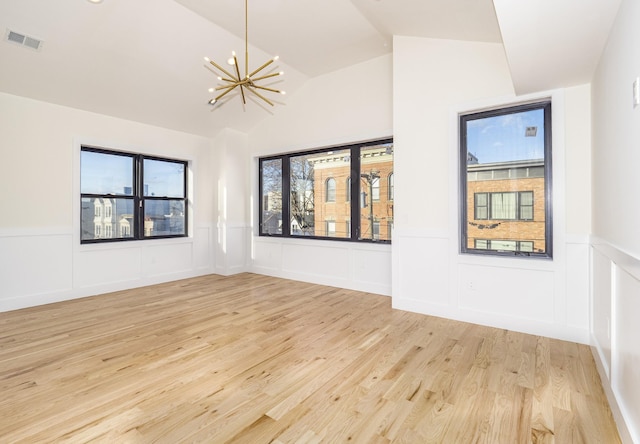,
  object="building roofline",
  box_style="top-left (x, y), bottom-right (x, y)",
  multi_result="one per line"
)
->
top-left (468, 158), bottom-right (544, 171)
